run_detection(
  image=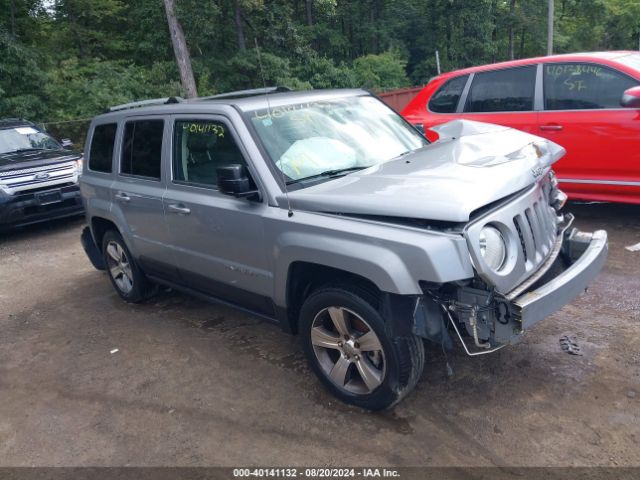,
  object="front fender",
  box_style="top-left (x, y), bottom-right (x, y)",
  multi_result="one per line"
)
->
top-left (267, 211), bottom-right (475, 306)
top-left (274, 232), bottom-right (419, 305)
